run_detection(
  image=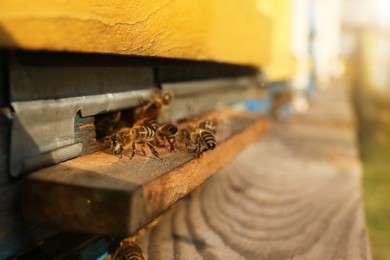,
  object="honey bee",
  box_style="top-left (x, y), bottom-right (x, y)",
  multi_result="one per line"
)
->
top-left (134, 89), bottom-right (174, 120)
top-left (156, 123), bottom-right (178, 151)
top-left (106, 126), bottom-right (161, 160)
top-left (111, 240), bottom-right (145, 260)
top-left (104, 127), bottom-right (131, 158)
top-left (189, 119), bottom-right (218, 134)
top-left (133, 118), bottom-right (159, 130)
top-left (181, 128), bottom-right (216, 158)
